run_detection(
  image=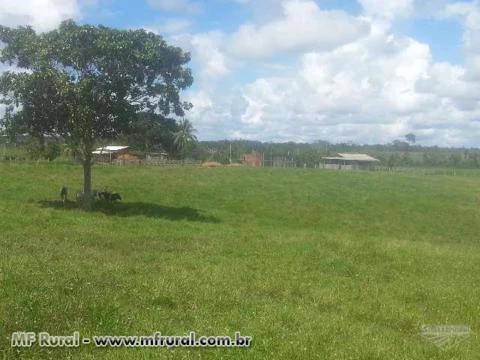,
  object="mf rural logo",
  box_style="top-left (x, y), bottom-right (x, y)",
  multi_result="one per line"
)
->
top-left (420, 325), bottom-right (472, 350)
